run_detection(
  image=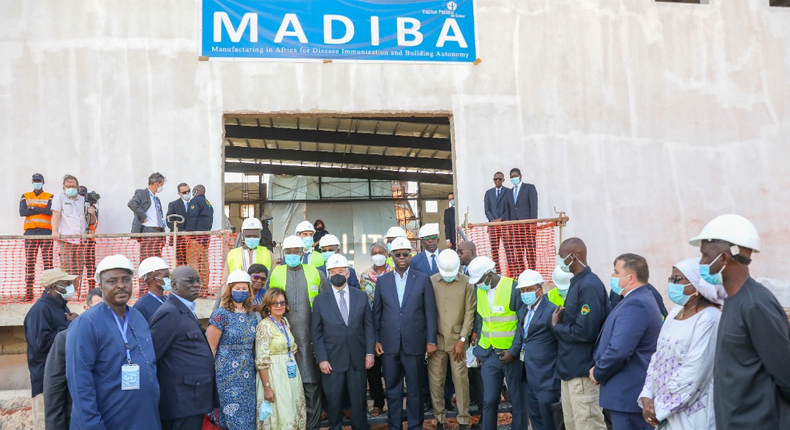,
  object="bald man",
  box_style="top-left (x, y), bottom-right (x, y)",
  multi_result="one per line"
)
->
top-left (550, 238), bottom-right (608, 430)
